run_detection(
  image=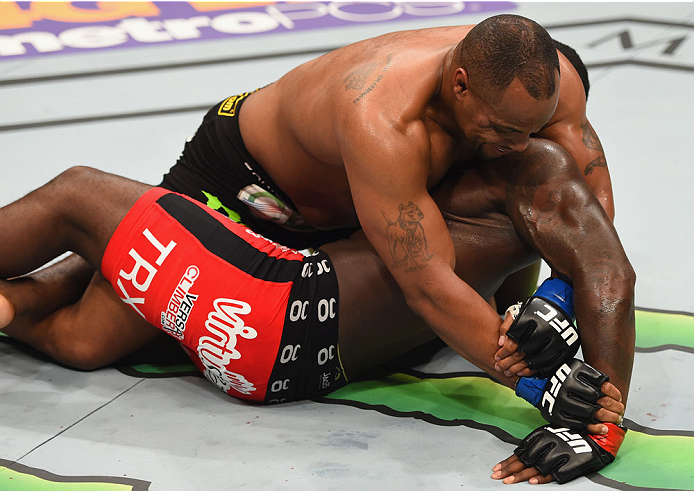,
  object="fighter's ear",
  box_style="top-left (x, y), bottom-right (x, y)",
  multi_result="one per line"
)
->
top-left (454, 68), bottom-right (470, 99)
